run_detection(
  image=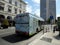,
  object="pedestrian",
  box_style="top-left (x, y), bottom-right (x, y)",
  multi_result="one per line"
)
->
top-left (53, 26), bottom-right (56, 33)
top-left (43, 26), bottom-right (44, 34)
top-left (0, 19), bottom-right (2, 29)
top-left (48, 27), bottom-right (49, 32)
top-left (0, 22), bottom-right (1, 29)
